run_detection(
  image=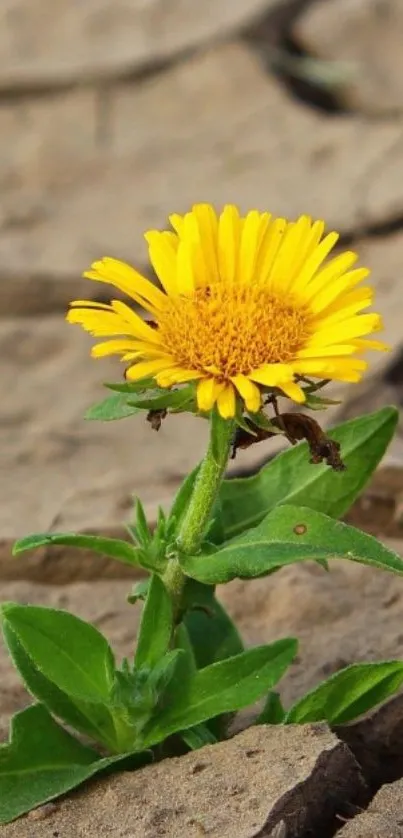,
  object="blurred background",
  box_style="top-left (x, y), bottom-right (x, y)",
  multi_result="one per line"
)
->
top-left (1, 0), bottom-right (403, 540)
